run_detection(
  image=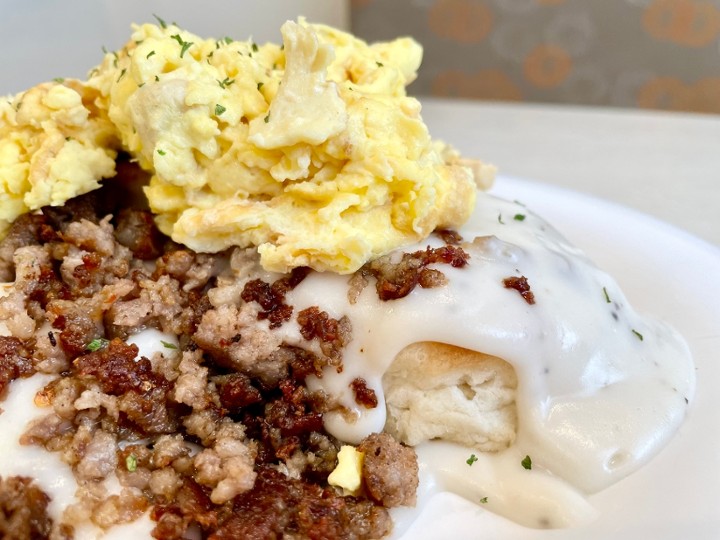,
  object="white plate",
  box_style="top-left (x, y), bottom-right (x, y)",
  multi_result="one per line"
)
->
top-left (399, 175), bottom-right (720, 540)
